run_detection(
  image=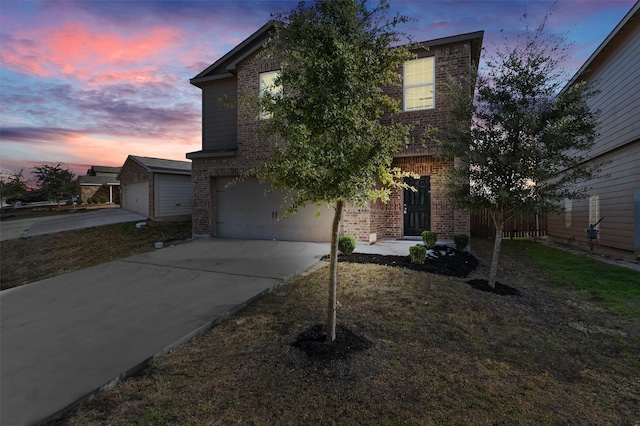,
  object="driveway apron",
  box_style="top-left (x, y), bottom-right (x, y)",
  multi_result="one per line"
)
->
top-left (0, 238), bottom-right (328, 426)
